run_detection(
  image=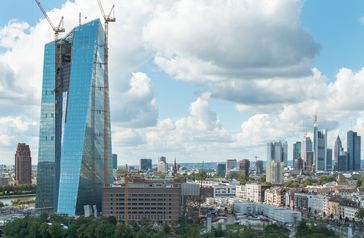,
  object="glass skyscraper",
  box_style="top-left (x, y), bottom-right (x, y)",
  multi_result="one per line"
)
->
top-left (292, 141), bottom-right (301, 167)
top-left (347, 130), bottom-right (361, 171)
top-left (36, 19), bottom-right (112, 216)
top-left (313, 118), bottom-right (327, 171)
top-left (267, 141), bottom-right (287, 166)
